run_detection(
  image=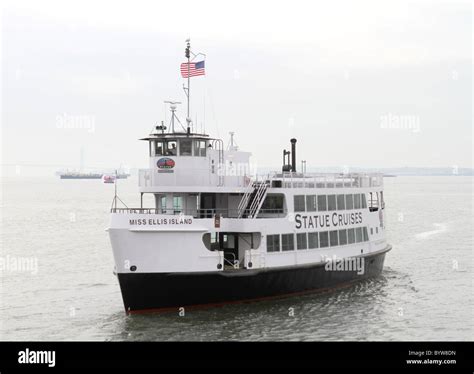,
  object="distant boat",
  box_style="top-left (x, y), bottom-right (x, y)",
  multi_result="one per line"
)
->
top-left (60, 172), bottom-right (103, 179)
top-left (103, 175), bottom-right (116, 184)
top-left (59, 172), bottom-right (130, 180)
